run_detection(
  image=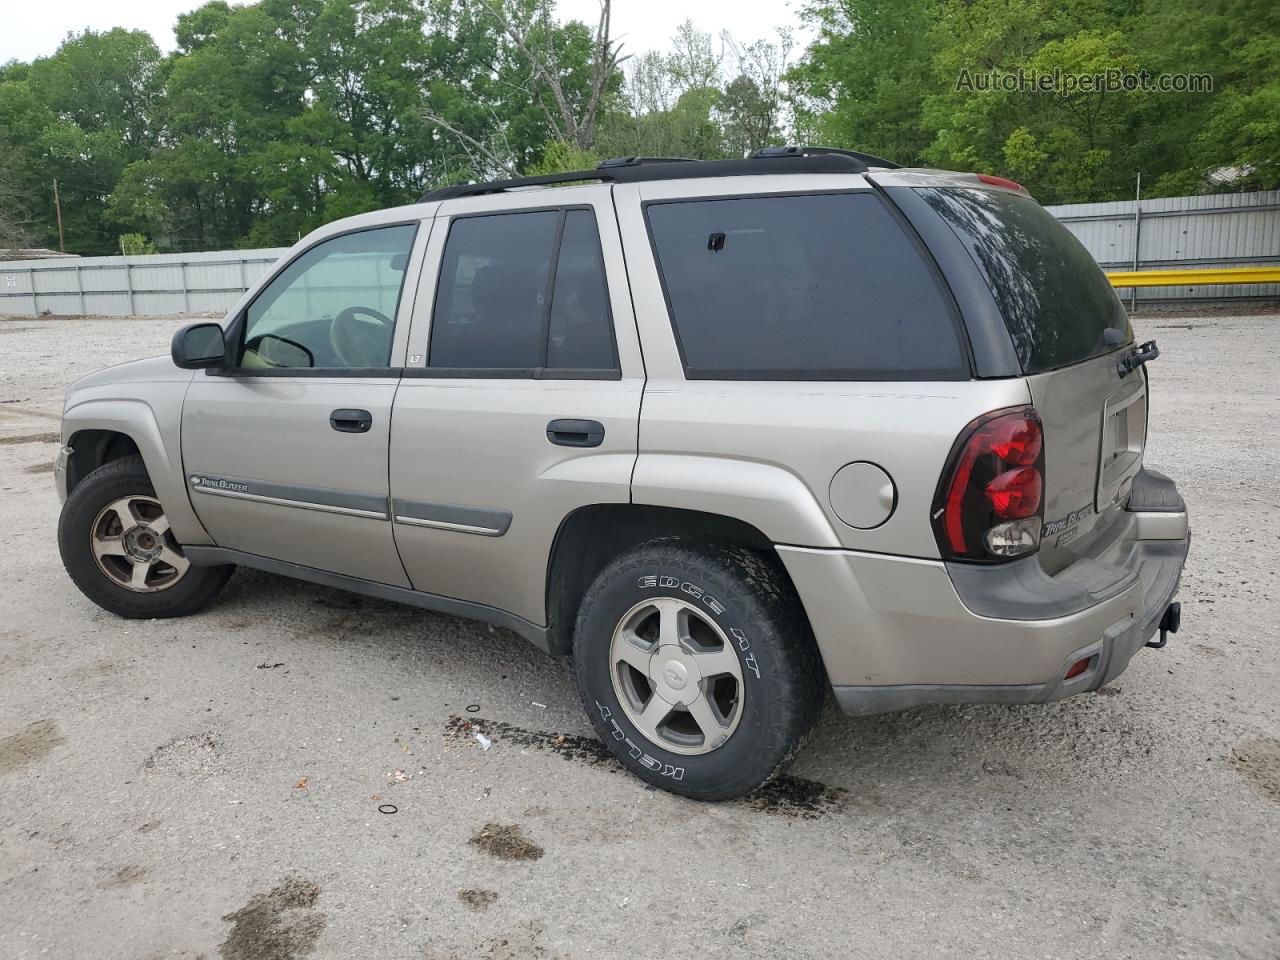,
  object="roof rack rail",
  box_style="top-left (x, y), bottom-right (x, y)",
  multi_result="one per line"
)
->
top-left (751, 145), bottom-right (901, 169)
top-left (418, 145), bottom-right (894, 202)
